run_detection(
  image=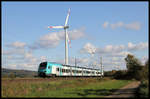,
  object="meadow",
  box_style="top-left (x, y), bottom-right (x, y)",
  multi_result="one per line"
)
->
top-left (2, 77), bottom-right (132, 98)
